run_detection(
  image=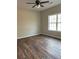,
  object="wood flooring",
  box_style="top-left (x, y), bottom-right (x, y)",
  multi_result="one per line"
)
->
top-left (17, 35), bottom-right (61, 59)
